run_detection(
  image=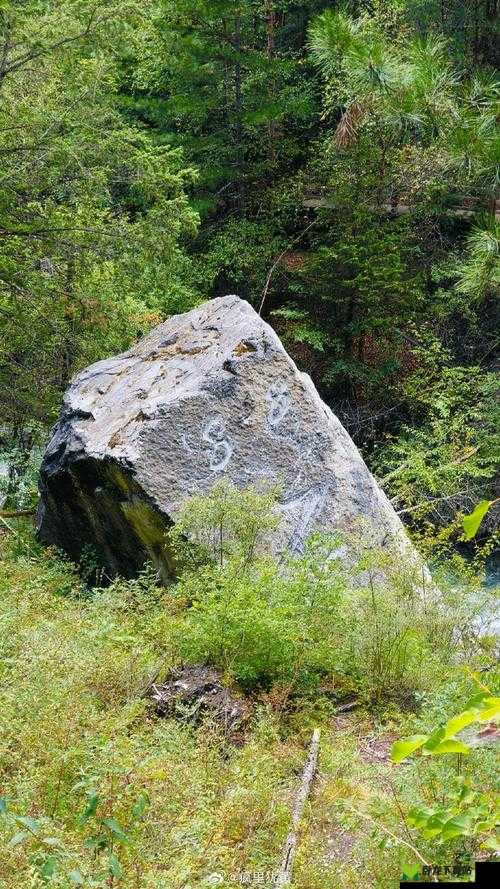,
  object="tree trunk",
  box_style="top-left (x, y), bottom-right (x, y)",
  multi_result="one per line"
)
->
top-left (266, 1), bottom-right (278, 166)
top-left (233, 15), bottom-right (244, 213)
